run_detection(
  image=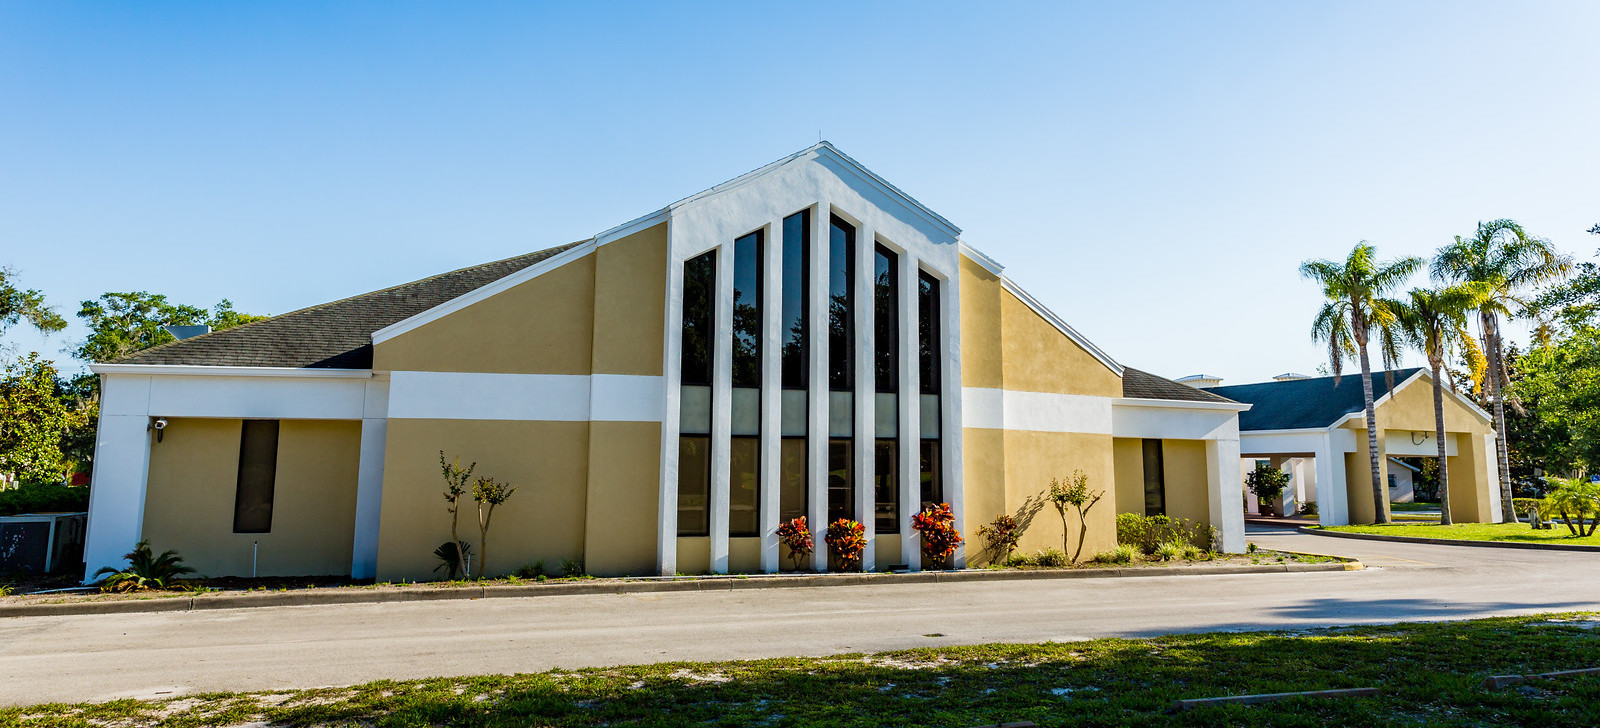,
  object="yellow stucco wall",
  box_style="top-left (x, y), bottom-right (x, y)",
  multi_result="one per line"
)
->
top-left (962, 430), bottom-right (1117, 566)
top-left (375, 419), bottom-right (590, 581)
top-left (1377, 375), bottom-right (1493, 435)
top-left (999, 290), bottom-right (1122, 398)
top-left (591, 224), bottom-right (668, 376)
top-left (1112, 438), bottom-right (1210, 529)
top-left (962, 427), bottom-right (1007, 564)
top-left (373, 252), bottom-right (598, 375)
top-left (582, 421), bottom-right (662, 577)
top-left (676, 537), bottom-right (710, 575)
top-left (960, 255), bottom-right (1006, 389)
top-left (143, 418), bottom-right (361, 578)
top-left (1339, 374), bottom-right (1496, 524)
top-left (1112, 438), bottom-right (1146, 516)
top-left (1344, 422), bottom-right (1388, 525)
top-left (1446, 434), bottom-right (1492, 522)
